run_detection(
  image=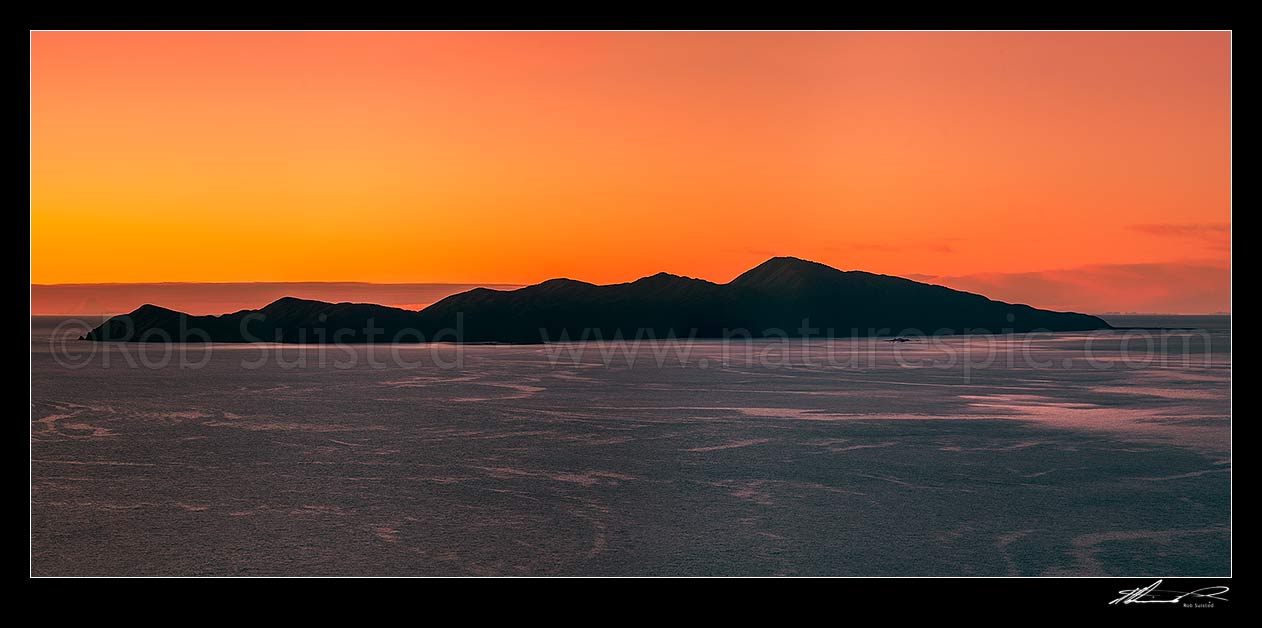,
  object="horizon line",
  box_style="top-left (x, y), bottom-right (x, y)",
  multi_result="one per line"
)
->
top-left (32, 312), bottom-right (1234, 317)
top-left (31, 280), bottom-right (528, 287)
